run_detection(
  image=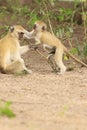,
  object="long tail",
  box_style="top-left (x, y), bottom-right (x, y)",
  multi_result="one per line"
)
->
top-left (64, 47), bottom-right (87, 68)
